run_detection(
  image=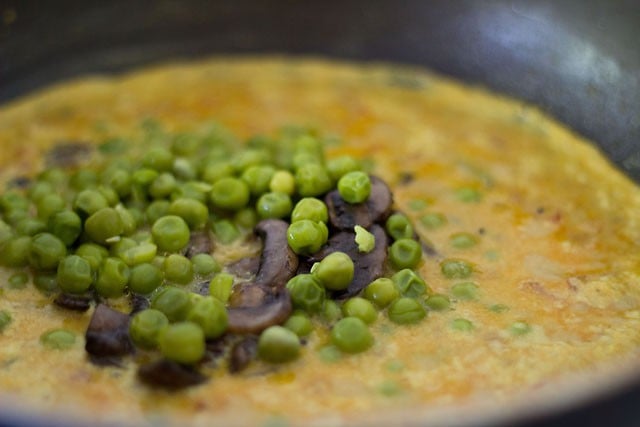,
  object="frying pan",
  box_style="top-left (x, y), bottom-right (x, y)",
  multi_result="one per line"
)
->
top-left (1, 1), bottom-right (639, 426)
